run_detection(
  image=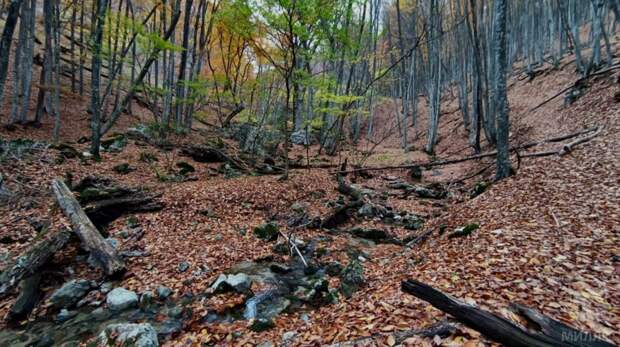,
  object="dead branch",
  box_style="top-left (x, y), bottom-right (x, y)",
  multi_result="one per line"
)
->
top-left (530, 64), bottom-right (620, 112)
top-left (334, 126), bottom-right (600, 175)
top-left (401, 279), bottom-right (615, 347)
